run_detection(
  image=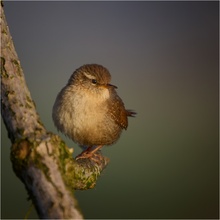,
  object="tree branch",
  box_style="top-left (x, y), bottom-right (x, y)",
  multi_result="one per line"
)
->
top-left (1, 3), bottom-right (109, 219)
